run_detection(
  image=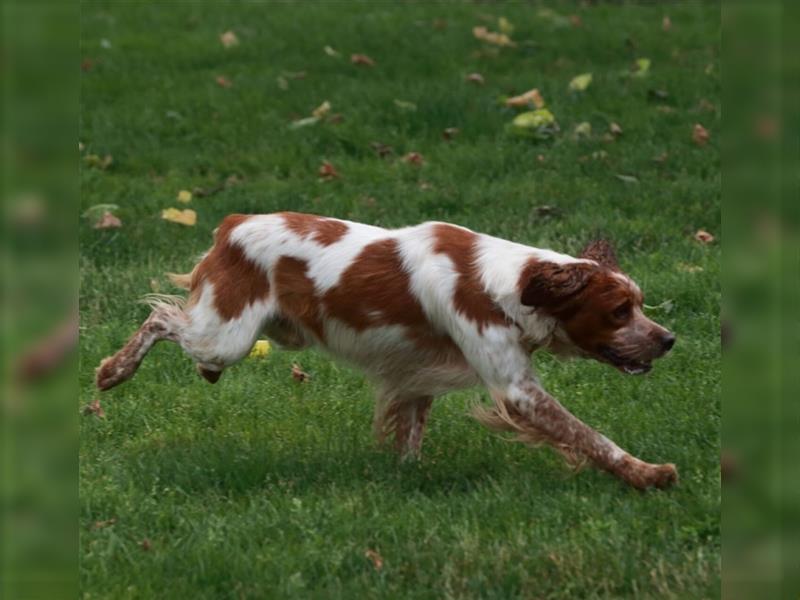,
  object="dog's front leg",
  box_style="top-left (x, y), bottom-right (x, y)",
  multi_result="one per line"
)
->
top-left (481, 379), bottom-right (677, 489)
top-left (460, 330), bottom-right (676, 489)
